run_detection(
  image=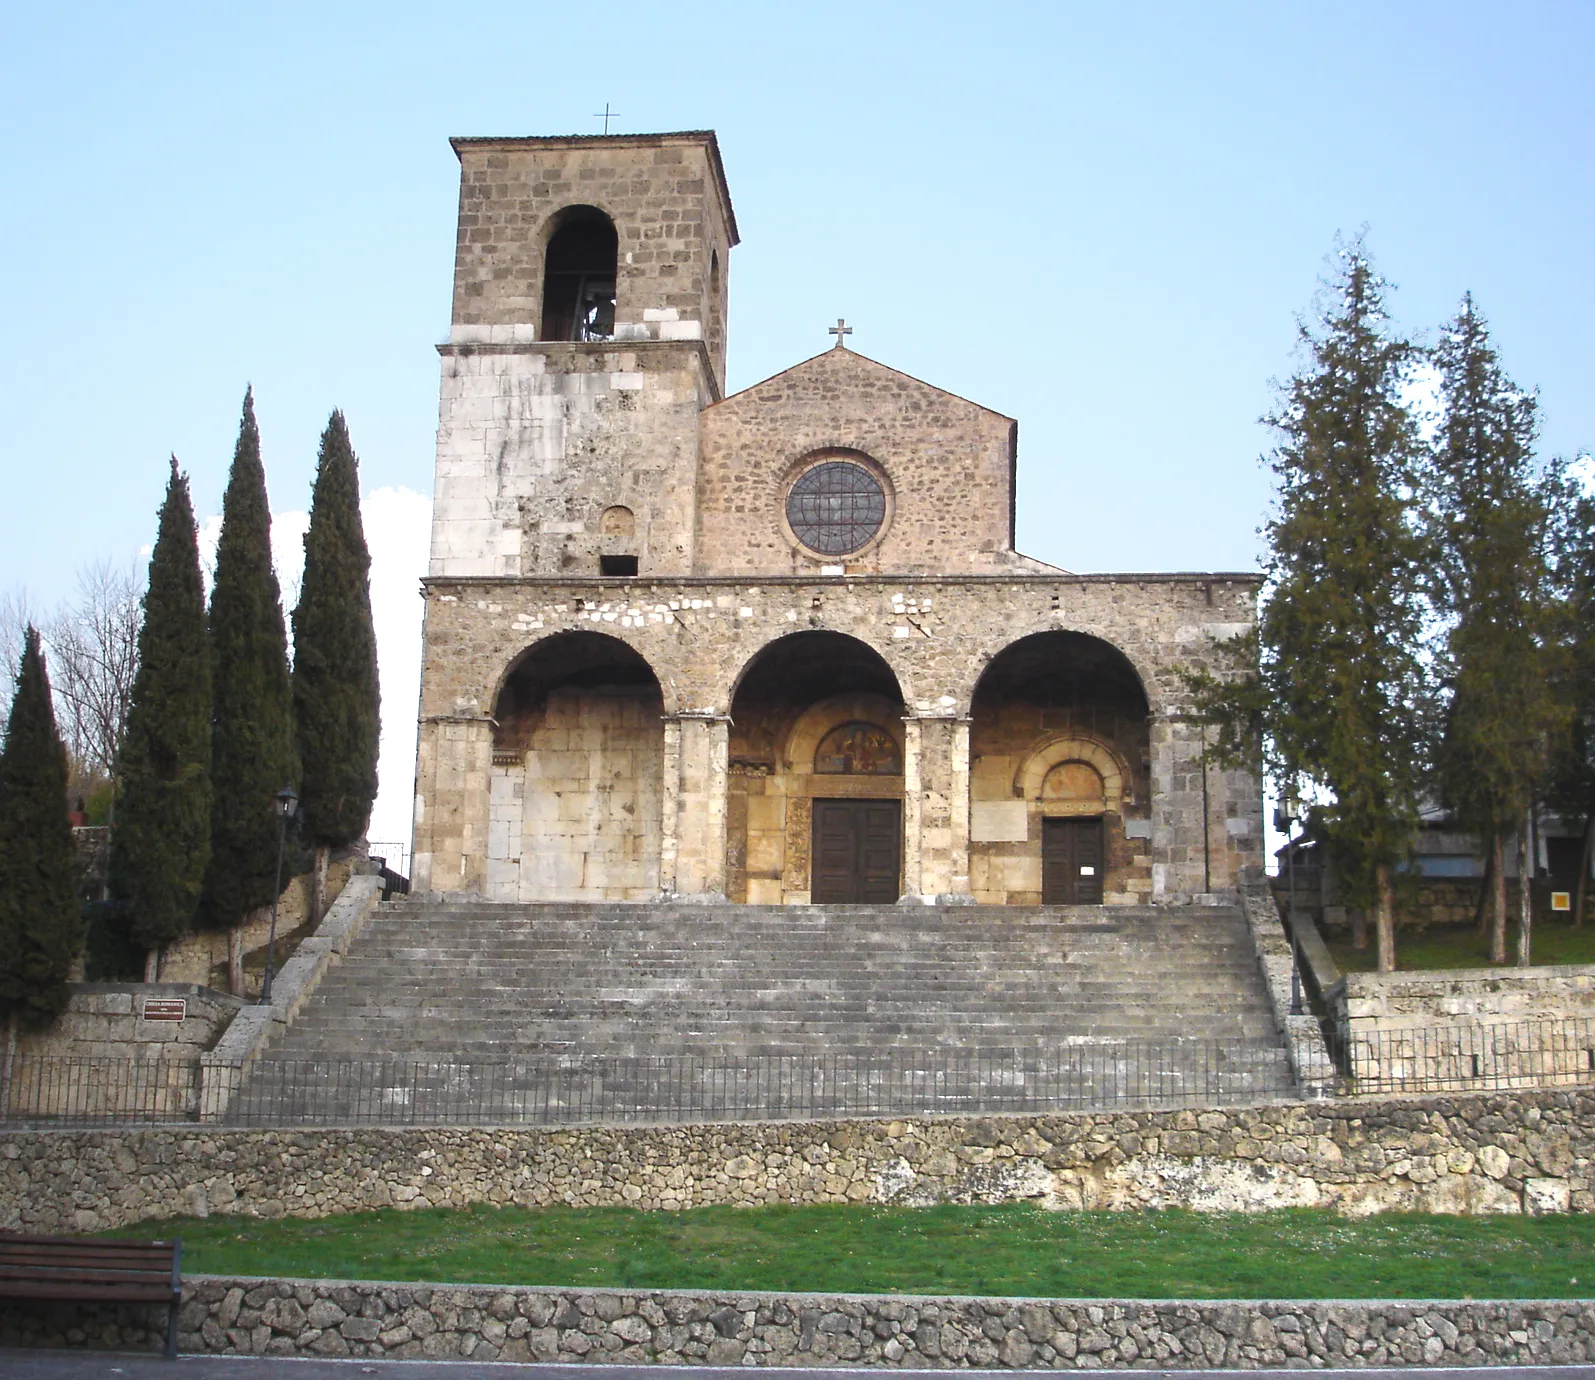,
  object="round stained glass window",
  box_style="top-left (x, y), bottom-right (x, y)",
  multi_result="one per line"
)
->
top-left (785, 461), bottom-right (887, 556)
